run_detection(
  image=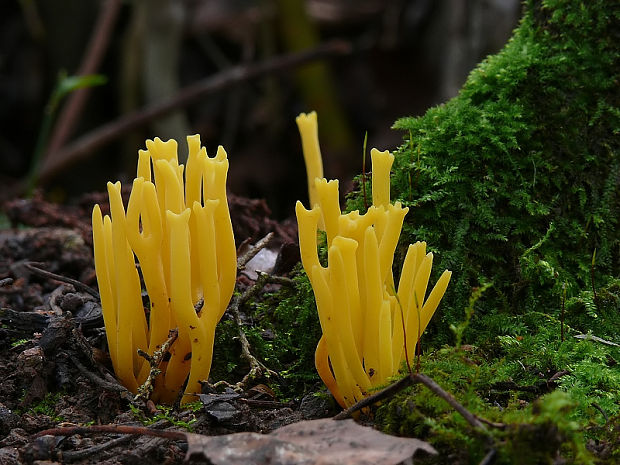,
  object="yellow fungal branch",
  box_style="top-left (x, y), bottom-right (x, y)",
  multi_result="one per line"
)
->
top-left (295, 113), bottom-right (452, 409)
top-left (296, 111), bottom-right (324, 209)
top-left (92, 135), bottom-right (236, 404)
